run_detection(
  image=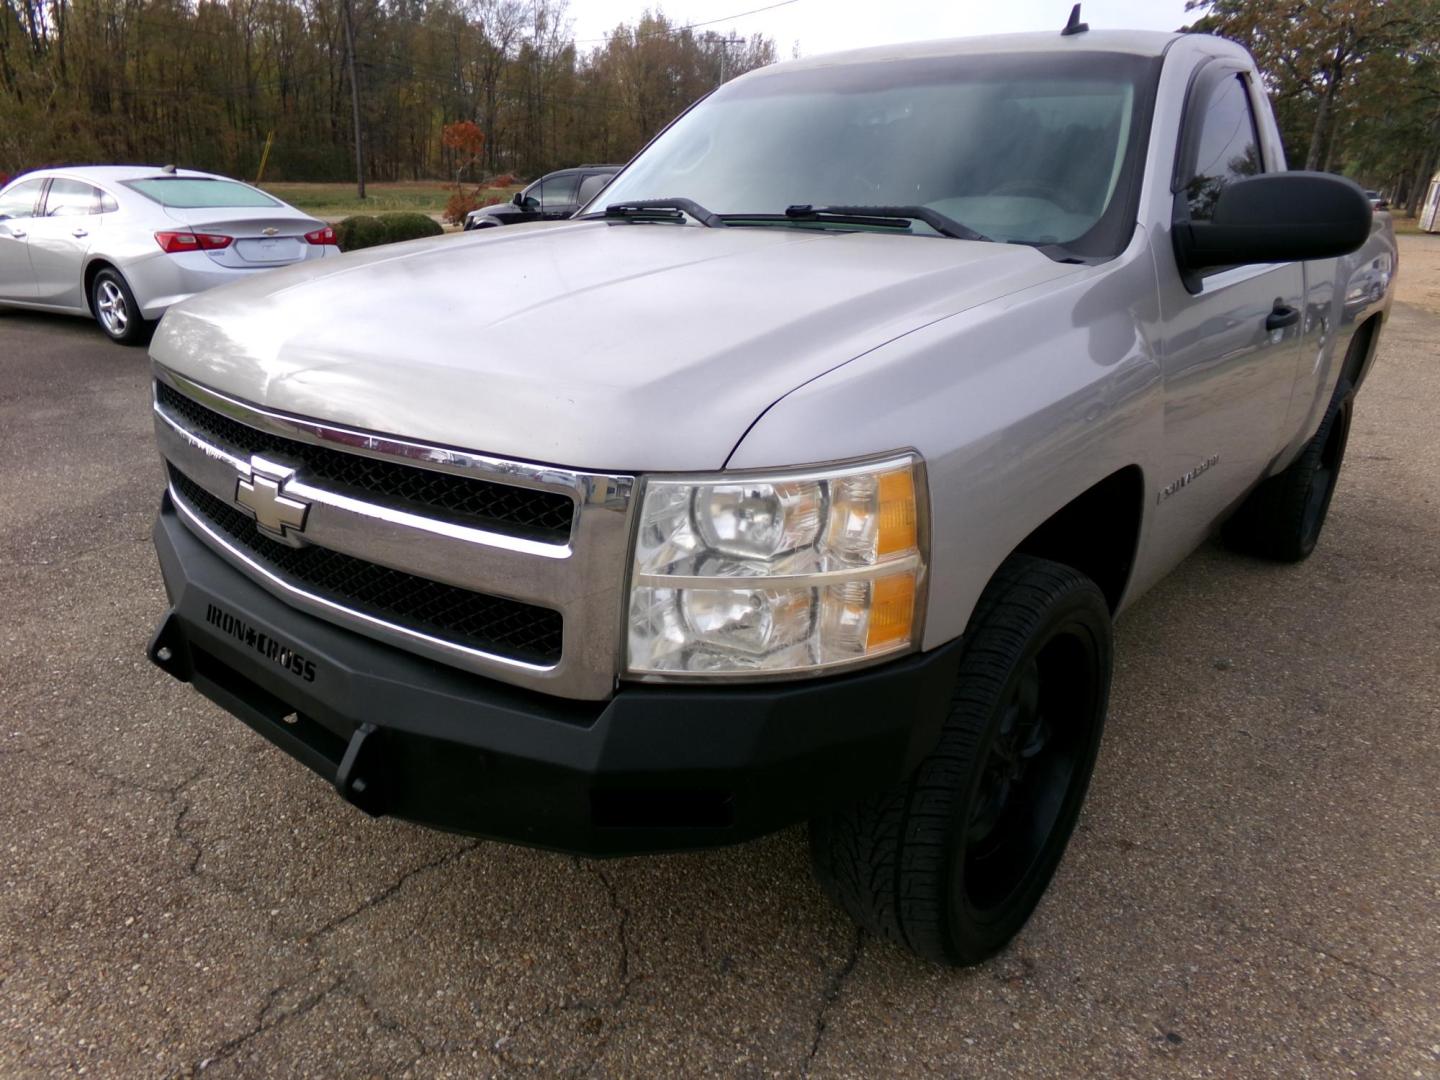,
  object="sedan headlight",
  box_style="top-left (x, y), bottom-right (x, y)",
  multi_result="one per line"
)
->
top-left (626, 454), bottom-right (926, 677)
